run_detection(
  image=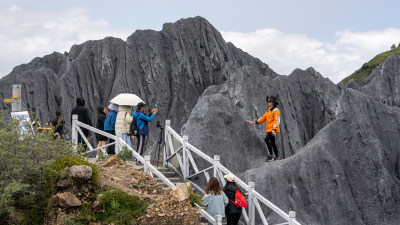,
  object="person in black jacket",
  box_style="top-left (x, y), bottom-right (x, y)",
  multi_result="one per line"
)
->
top-left (71, 97), bottom-right (92, 150)
top-left (223, 174), bottom-right (242, 225)
top-left (96, 106), bottom-right (108, 150)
